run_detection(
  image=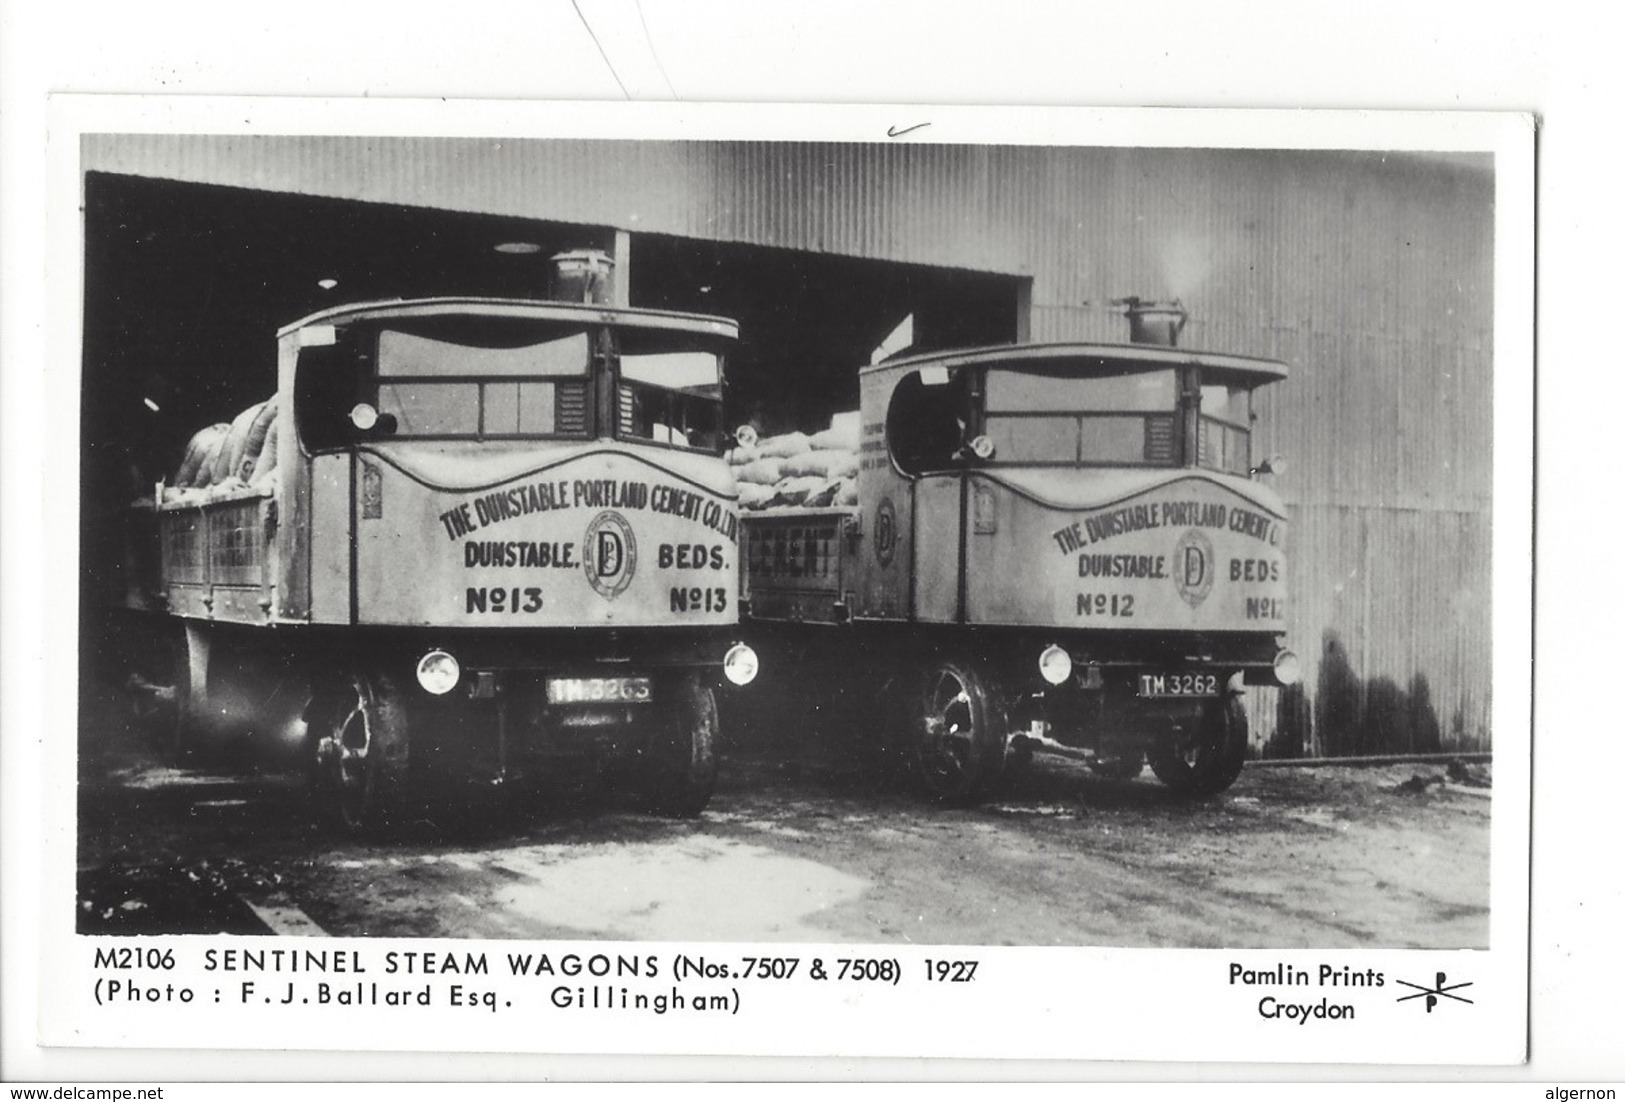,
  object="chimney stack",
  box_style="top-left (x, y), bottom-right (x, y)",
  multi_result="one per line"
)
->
top-left (1122, 297), bottom-right (1188, 347)
top-left (550, 249), bottom-right (616, 305)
